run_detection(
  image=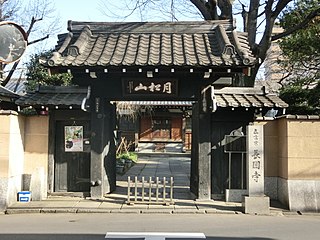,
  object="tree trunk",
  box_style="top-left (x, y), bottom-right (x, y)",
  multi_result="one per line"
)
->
top-left (247, 1), bottom-right (260, 48)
